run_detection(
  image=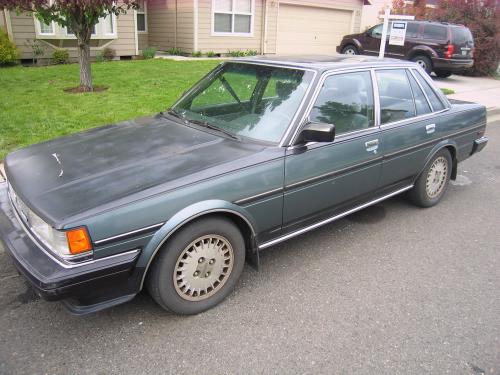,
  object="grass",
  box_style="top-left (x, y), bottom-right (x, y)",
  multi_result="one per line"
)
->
top-left (0, 59), bottom-right (219, 159)
top-left (440, 88), bottom-right (455, 95)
